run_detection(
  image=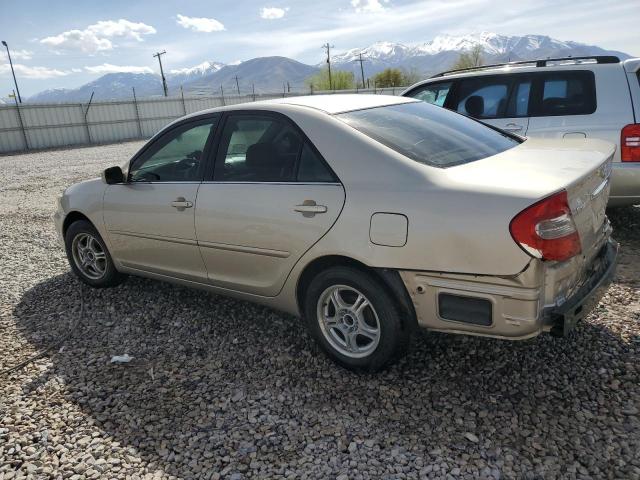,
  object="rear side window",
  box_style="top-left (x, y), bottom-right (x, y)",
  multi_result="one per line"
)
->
top-left (407, 82), bottom-right (452, 107)
top-left (337, 102), bottom-right (520, 168)
top-left (214, 114), bottom-right (336, 182)
top-left (532, 71), bottom-right (596, 116)
top-left (455, 76), bottom-right (511, 119)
